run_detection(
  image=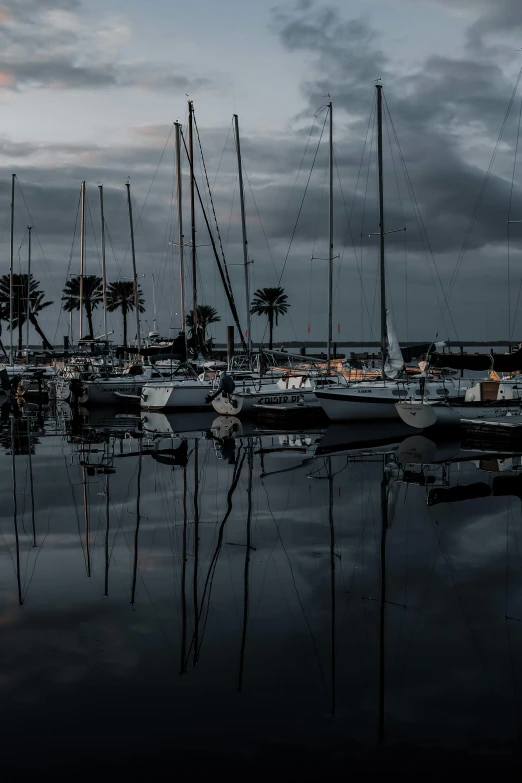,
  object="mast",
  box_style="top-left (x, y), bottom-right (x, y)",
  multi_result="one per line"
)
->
top-left (11, 418), bottom-right (23, 605)
top-left (174, 121), bottom-right (186, 349)
top-left (125, 182), bottom-right (141, 353)
top-left (27, 417), bottom-right (36, 547)
top-left (151, 273), bottom-right (158, 333)
top-left (328, 456), bottom-right (336, 716)
top-left (180, 456), bottom-right (188, 675)
top-left (376, 85), bottom-right (387, 379)
top-left (233, 114), bottom-right (252, 357)
top-left (327, 102), bottom-right (333, 373)
top-left (179, 130), bottom-right (248, 354)
top-left (104, 469), bottom-right (110, 598)
top-left (237, 437), bottom-right (253, 692)
top-left (131, 440), bottom-right (142, 605)
top-left (188, 101), bottom-right (198, 355)
top-left (25, 226), bottom-right (32, 365)
top-left (98, 185), bottom-right (108, 340)
top-left (378, 454), bottom-right (389, 744)
top-left (193, 438), bottom-right (200, 665)
top-left (79, 181), bottom-right (86, 342)
top-left (9, 174), bottom-right (15, 365)
top-left (81, 455), bottom-right (91, 577)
